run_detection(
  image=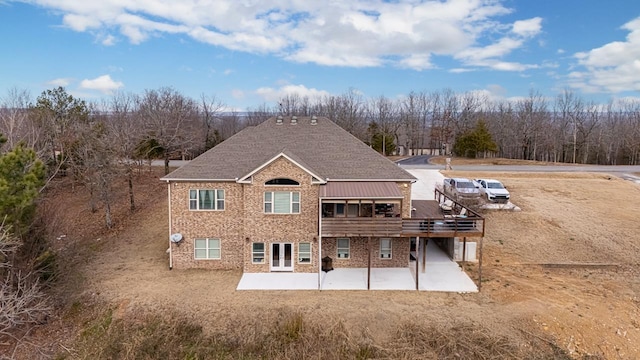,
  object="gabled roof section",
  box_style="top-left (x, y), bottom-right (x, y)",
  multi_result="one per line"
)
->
top-left (237, 150), bottom-right (326, 184)
top-left (162, 116), bottom-right (416, 182)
